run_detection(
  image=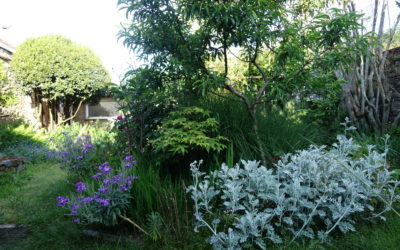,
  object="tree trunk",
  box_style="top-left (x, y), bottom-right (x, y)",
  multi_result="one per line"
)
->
top-left (249, 109), bottom-right (267, 167)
